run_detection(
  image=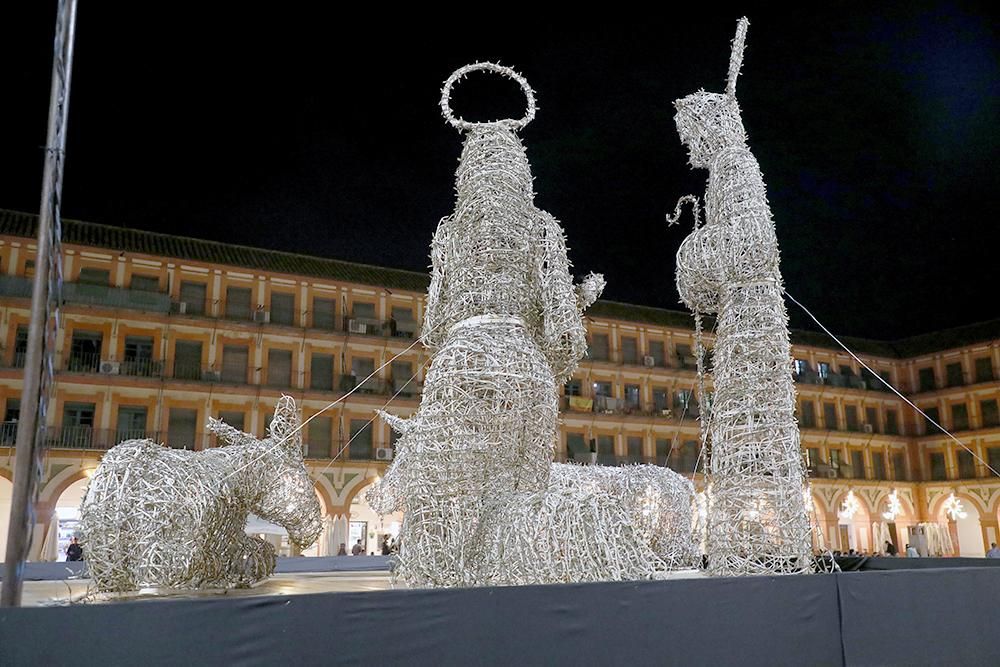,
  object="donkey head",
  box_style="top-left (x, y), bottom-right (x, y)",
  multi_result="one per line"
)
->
top-left (250, 396), bottom-right (323, 549)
